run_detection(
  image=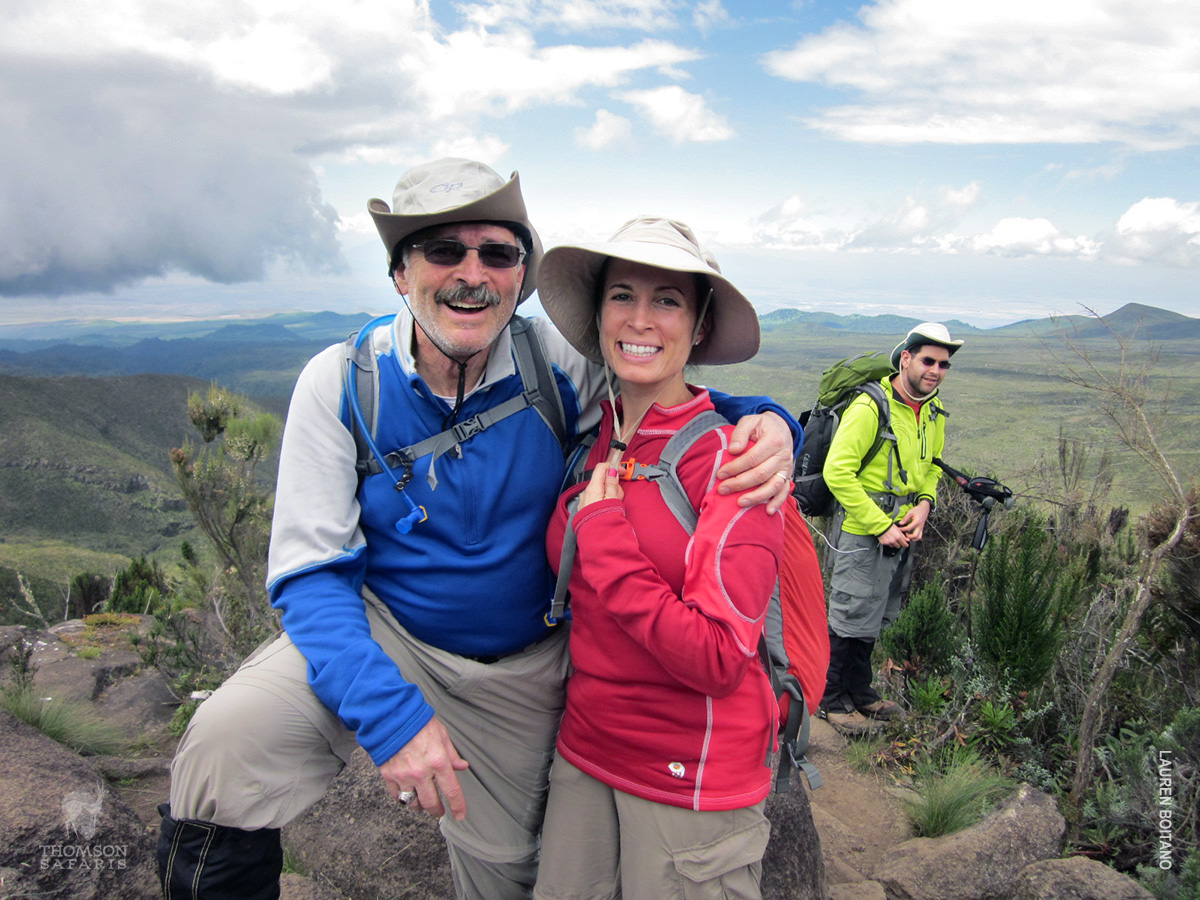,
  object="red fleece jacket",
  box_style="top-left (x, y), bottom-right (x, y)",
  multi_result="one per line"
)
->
top-left (546, 389), bottom-right (784, 811)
